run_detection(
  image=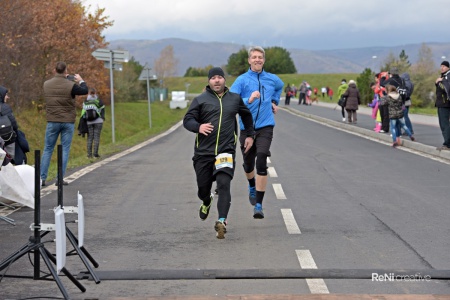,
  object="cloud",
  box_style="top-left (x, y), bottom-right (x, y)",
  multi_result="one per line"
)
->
top-left (83, 0), bottom-right (450, 50)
